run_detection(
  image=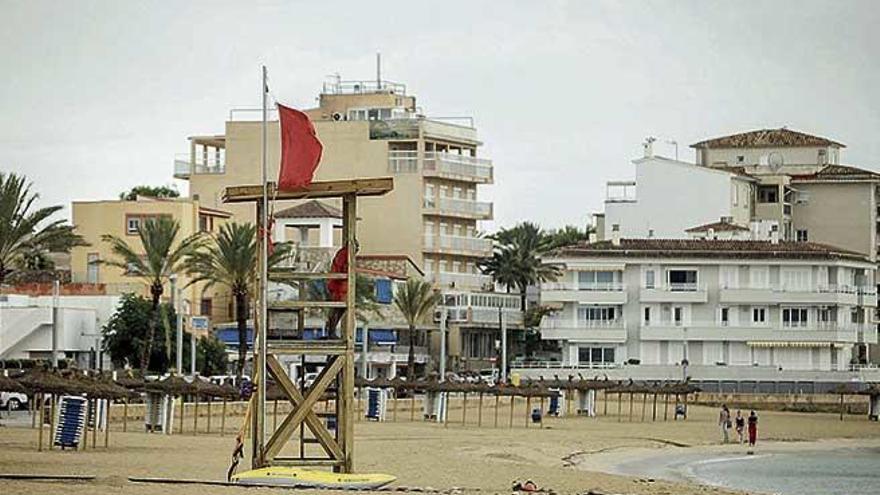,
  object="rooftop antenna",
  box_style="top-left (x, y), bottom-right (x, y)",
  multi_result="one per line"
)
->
top-left (376, 52), bottom-right (381, 90)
